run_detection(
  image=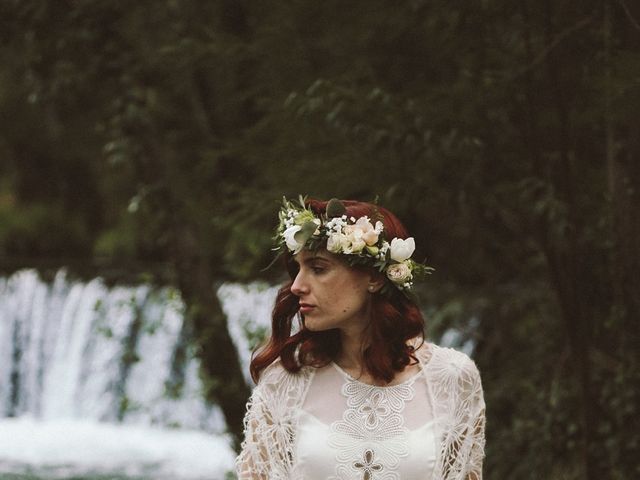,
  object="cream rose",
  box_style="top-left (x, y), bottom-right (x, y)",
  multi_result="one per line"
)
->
top-left (346, 237), bottom-right (366, 254)
top-left (327, 232), bottom-right (348, 253)
top-left (386, 262), bottom-right (413, 284)
top-left (389, 237), bottom-right (415, 262)
top-left (354, 216), bottom-right (372, 229)
top-left (362, 229), bottom-right (379, 246)
top-left (354, 217), bottom-right (379, 245)
top-left (342, 226), bottom-right (364, 253)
